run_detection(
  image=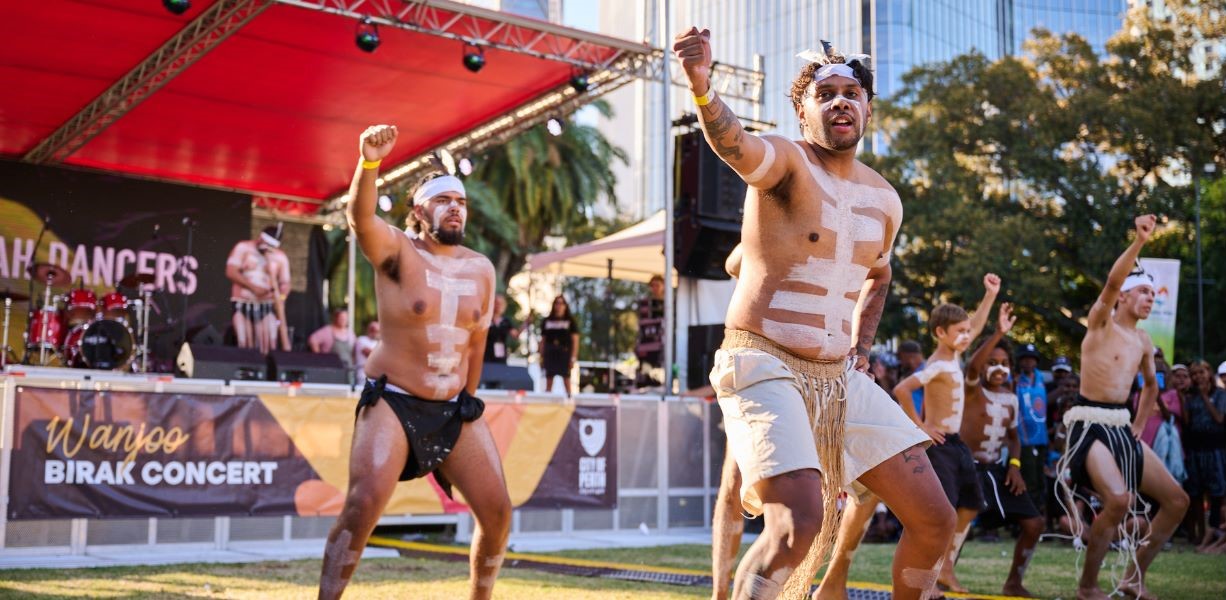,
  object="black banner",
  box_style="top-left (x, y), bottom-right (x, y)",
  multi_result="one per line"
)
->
top-left (0, 161), bottom-right (251, 365)
top-left (522, 405), bottom-right (617, 509)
